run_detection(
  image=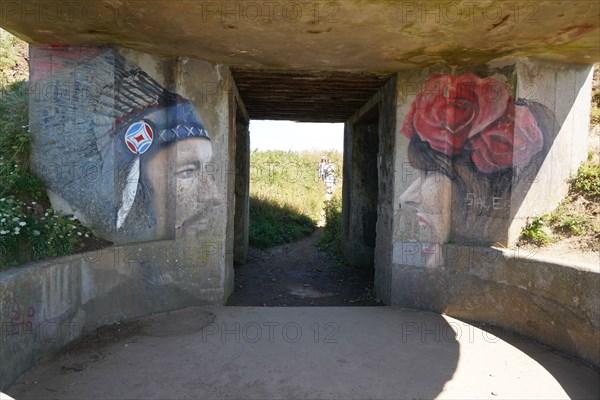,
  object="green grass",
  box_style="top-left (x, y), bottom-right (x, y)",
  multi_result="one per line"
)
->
top-left (249, 150), bottom-right (343, 248)
top-left (521, 161), bottom-right (600, 250)
top-left (521, 216), bottom-right (554, 246)
top-left (0, 81), bottom-right (46, 199)
top-left (570, 161), bottom-right (600, 199)
top-left (249, 197), bottom-right (316, 249)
